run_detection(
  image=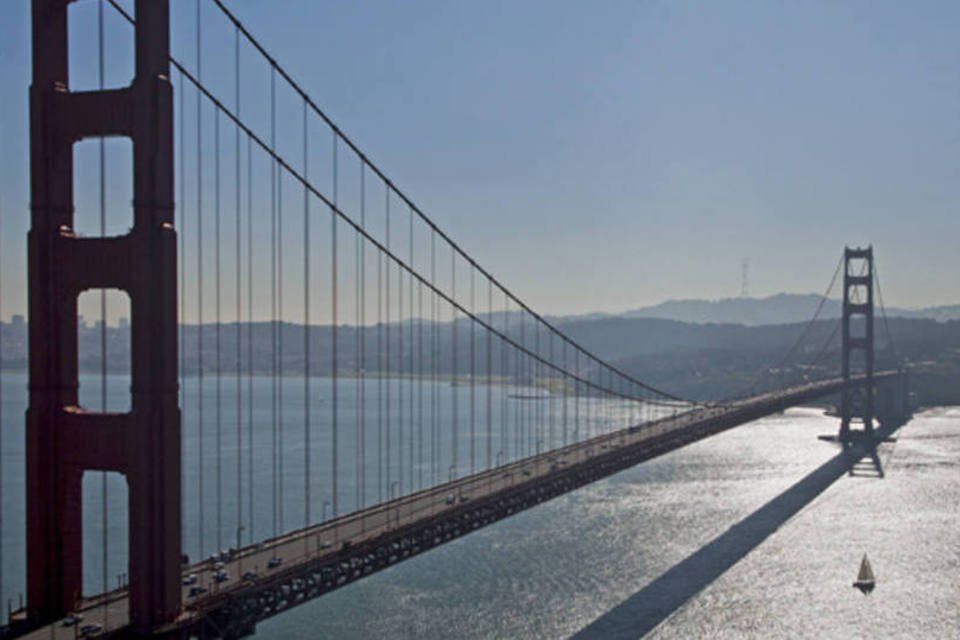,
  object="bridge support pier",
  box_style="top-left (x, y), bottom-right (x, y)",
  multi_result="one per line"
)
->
top-left (876, 367), bottom-right (912, 429)
top-left (27, 0), bottom-right (180, 633)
